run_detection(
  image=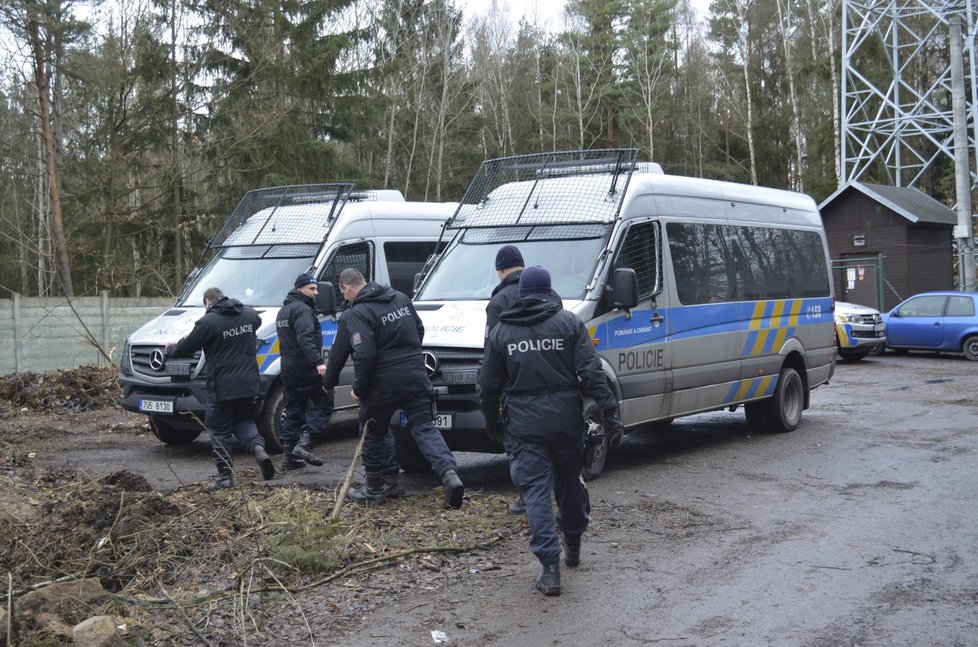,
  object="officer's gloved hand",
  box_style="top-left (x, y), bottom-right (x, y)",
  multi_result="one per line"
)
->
top-left (605, 413), bottom-right (625, 447)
